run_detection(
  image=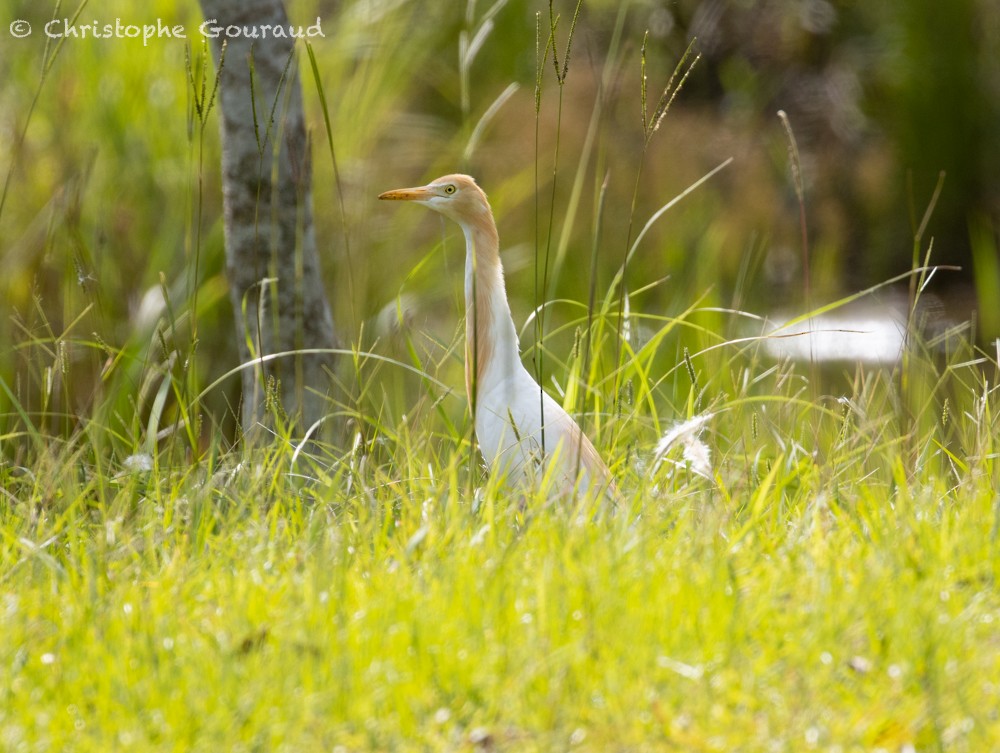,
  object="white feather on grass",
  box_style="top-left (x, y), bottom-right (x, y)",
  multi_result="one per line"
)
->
top-left (650, 412), bottom-right (714, 480)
